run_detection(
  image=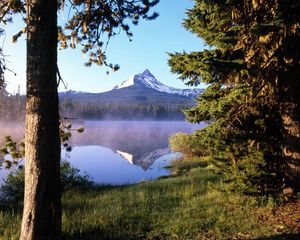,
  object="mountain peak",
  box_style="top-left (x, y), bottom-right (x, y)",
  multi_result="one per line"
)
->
top-left (142, 69), bottom-right (152, 75)
top-left (114, 69), bottom-right (161, 90)
top-left (114, 69), bottom-right (203, 98)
